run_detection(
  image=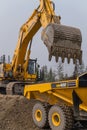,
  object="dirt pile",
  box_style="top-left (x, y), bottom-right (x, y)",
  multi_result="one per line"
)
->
top-left (0, 94), bottom-right (49, 130)
top-left (0, 95), bottom-right (84, 130)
